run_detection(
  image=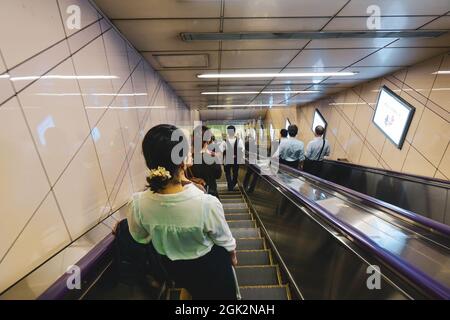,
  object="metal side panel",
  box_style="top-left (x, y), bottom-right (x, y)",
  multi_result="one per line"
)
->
top-left (238, 165), bottom-right (449, 299)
